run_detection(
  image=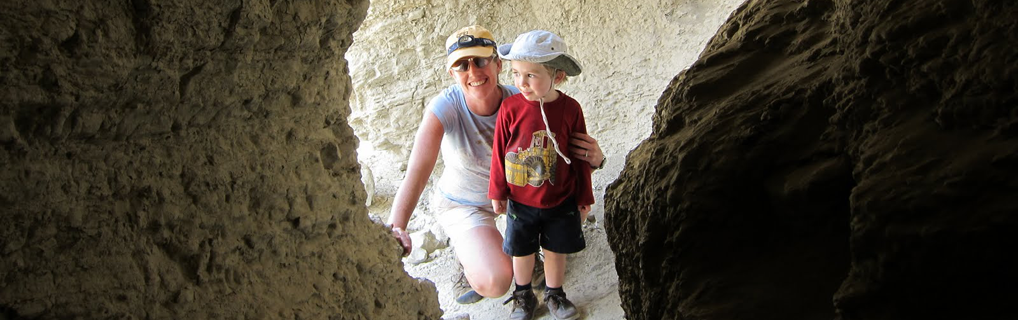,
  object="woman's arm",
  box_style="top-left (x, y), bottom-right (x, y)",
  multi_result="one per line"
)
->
top-left (572, 107), bottom-right (595, 221)
top-left (387, 112), bottom-right (443, 255)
